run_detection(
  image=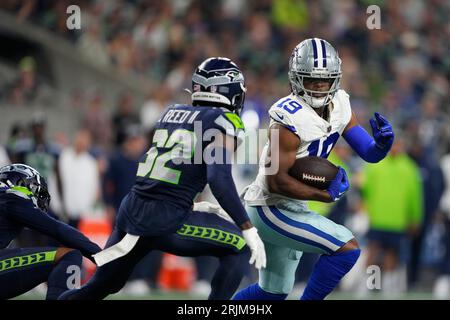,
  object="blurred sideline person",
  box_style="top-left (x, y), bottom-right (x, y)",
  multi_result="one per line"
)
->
top-left (10, 115), bottom-right (66, 248)
top-left (104, 125), bottom-right (160, 294)
top-left (0, 164), bottom-right (100, 299)
top-left (234, 38), bottom-right (394, 300)
top-left (59, 57), bottom-right (266, 300)
top-left (360, 136), bottom-right (423, 296)
top-left (434, 148), bottom-right (450, 299)
top-left (111, 92), bottom-right (140, 146)
top-left (407, 134), bottom-right (444, 288)
top-left (59, 129), bottom-right (100, 228)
